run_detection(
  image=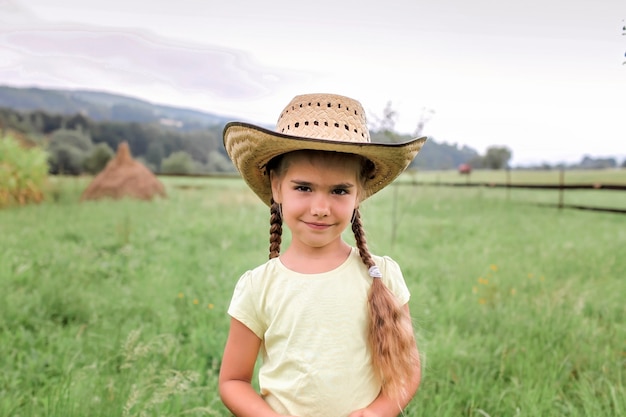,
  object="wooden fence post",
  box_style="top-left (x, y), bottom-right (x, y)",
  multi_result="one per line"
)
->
top-left (506, 167), bottom-right (511, 201)
top-left (558, 168), bottom-right (565, 209)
